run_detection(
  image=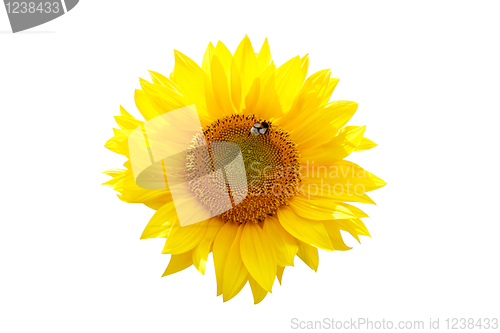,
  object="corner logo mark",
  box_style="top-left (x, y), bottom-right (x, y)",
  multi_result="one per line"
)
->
top-left (3, 0), bottom-right (79, 33)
